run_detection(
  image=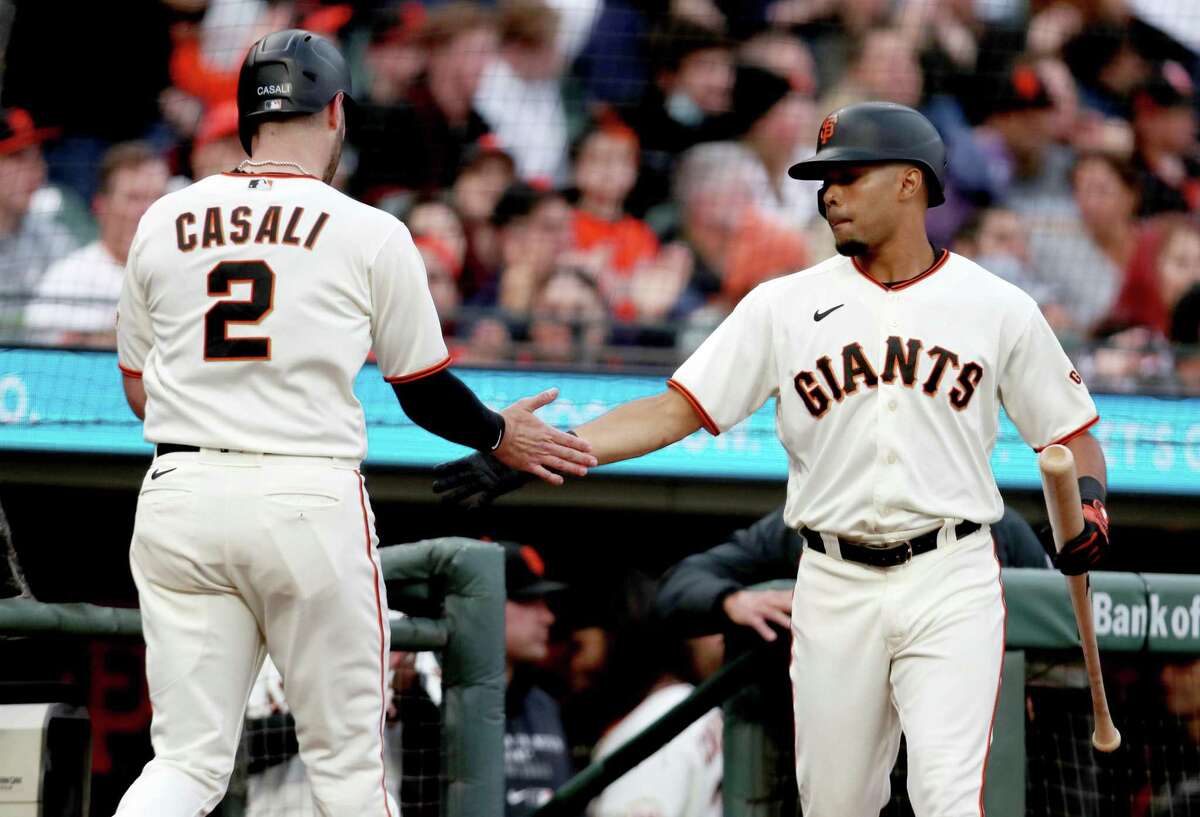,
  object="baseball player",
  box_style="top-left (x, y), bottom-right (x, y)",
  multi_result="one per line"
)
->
top-left (113, 30), bottom-right (594, 817)
top-left (434, 102), bottom-right (1112, 815)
